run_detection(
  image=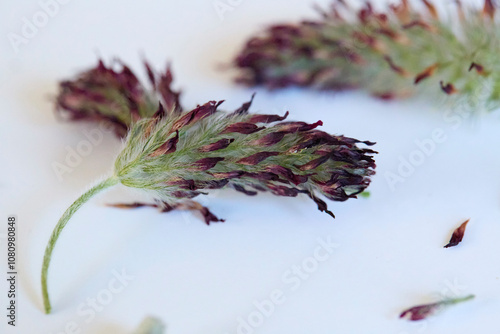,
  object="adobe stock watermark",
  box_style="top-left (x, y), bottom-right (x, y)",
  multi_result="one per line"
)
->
top-left (48, 268), bottom-right (134, 334)
top-left (51, 122), bottom-right (113, 182)
top-left (396, 278), bottom-right (469, 334)
top-left (7, 0), bottom-right (73, 55)
top-left (213, 0), bottom-right (244, 21)
top-left (385, 128), bottom-right (448, 191)
top-left (226, 236), bottom-right (340, 334)
top-left (384, 75), bottom-right (493, 192)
